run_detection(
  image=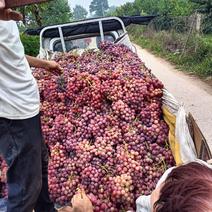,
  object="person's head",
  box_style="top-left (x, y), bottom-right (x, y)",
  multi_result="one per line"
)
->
top-left (153, 162), bottom-right (212, 212)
